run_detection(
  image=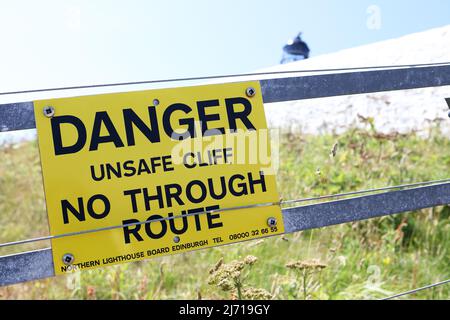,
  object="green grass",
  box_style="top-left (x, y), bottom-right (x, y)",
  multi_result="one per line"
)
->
top-left (0, 126), bottom-right (449, 299)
